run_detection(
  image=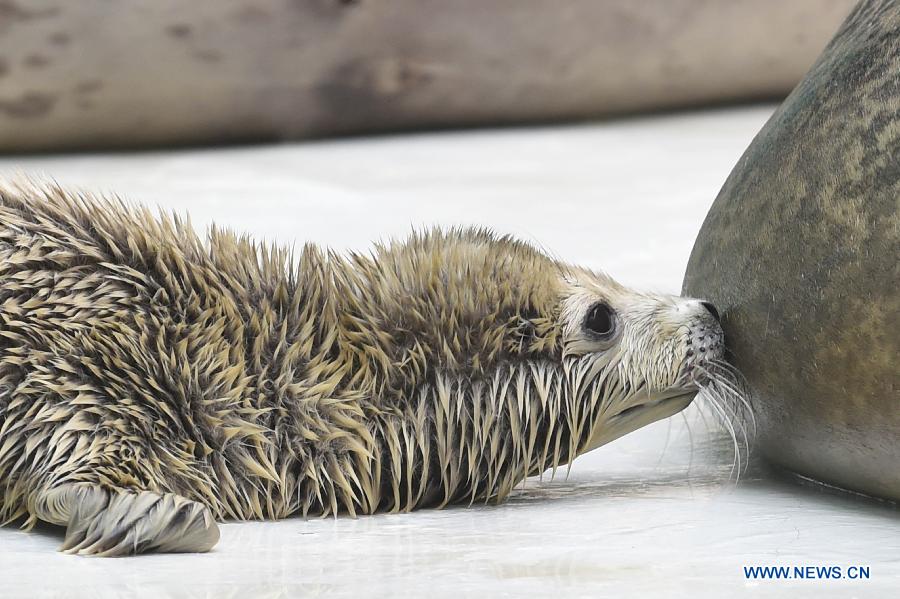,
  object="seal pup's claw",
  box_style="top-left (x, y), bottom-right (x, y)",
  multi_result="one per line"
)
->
top-left (45, 485), bottom-right (219, 556)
